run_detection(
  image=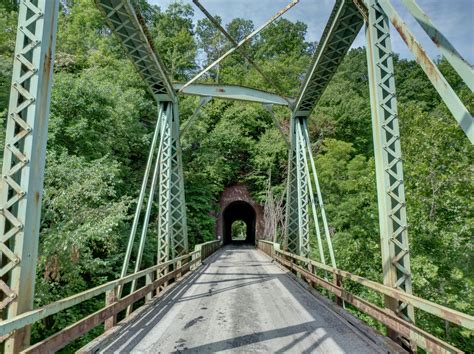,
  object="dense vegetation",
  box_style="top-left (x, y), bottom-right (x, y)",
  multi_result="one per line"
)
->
top-left (0, 0), bottom-right (472, 351)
